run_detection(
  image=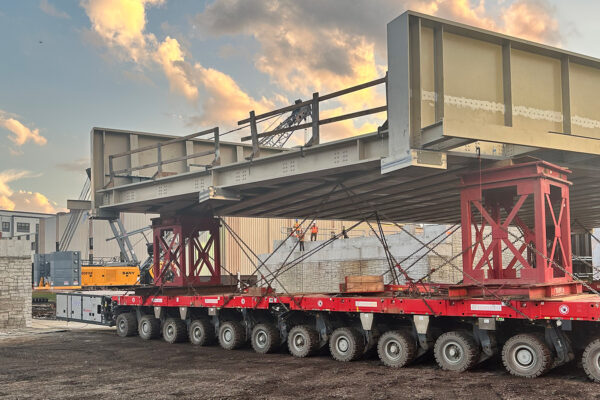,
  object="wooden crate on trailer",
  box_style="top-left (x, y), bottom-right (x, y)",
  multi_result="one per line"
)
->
top-left (341, 275), bottom-right (385, 293)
